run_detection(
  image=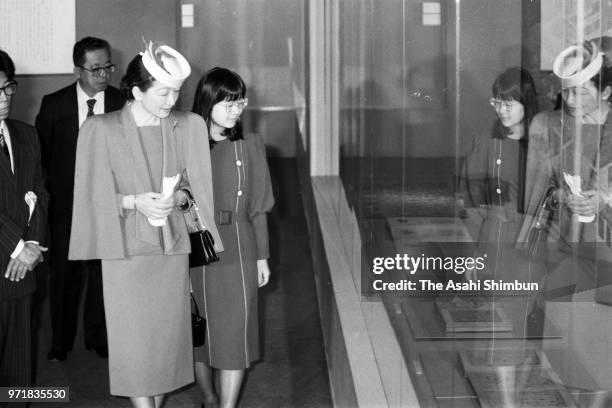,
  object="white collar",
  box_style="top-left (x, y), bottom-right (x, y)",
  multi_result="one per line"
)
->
top-left (0, 120), bottom-right (14, 171)
top-left (76, 81), bottom-right (104, 103)
top-left (0, 120), bottom-right (9, 137)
